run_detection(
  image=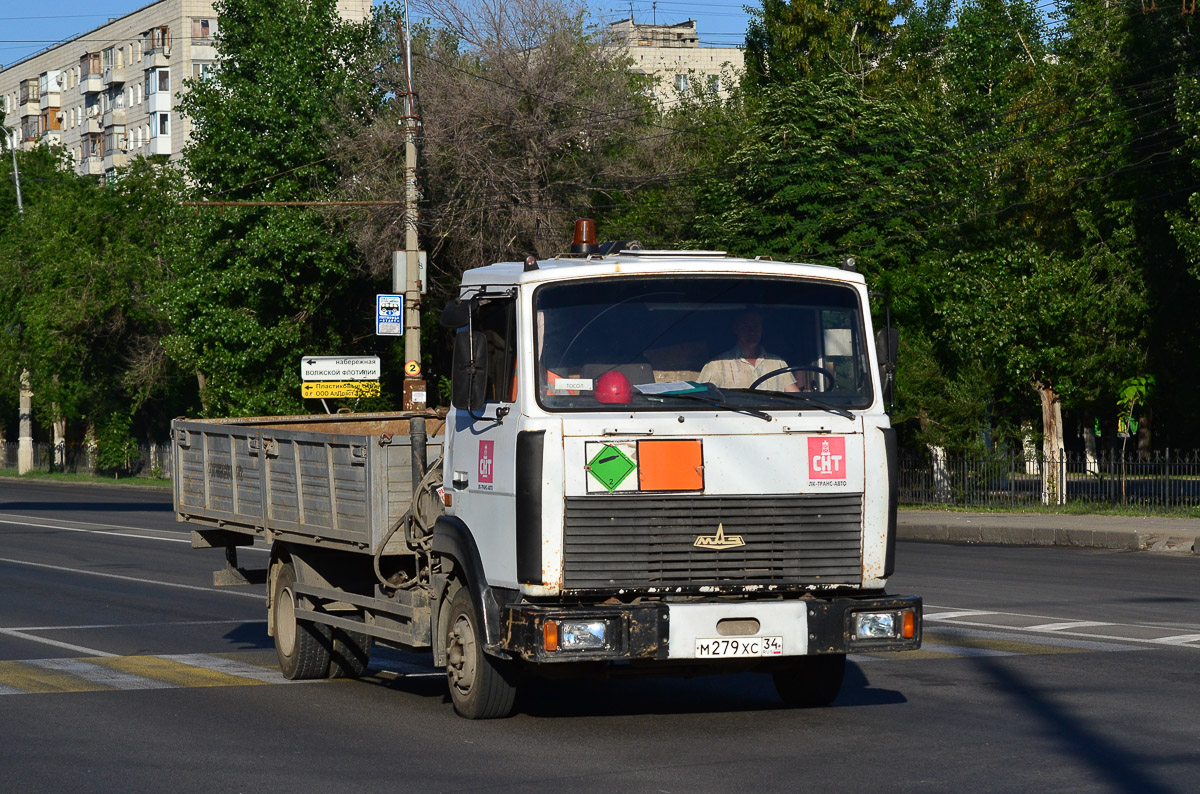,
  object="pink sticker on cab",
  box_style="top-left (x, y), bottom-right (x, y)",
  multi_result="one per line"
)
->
top-left (808, 436), bottom-right (846, 481)
top-left (478, 440), bottom-right (494, 484)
